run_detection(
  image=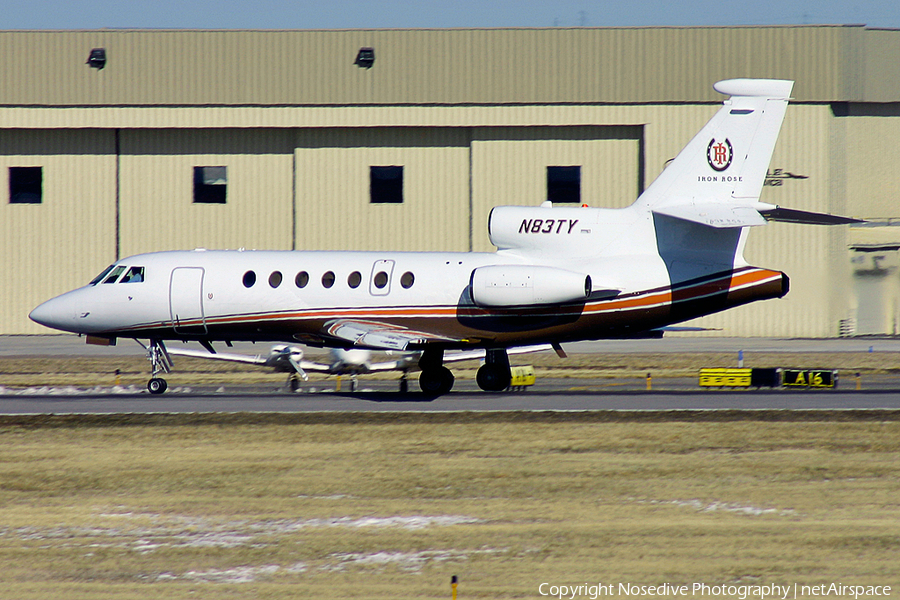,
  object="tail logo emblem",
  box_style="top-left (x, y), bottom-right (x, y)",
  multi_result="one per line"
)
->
top-left (707, 138), bottom-right (733, 172)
